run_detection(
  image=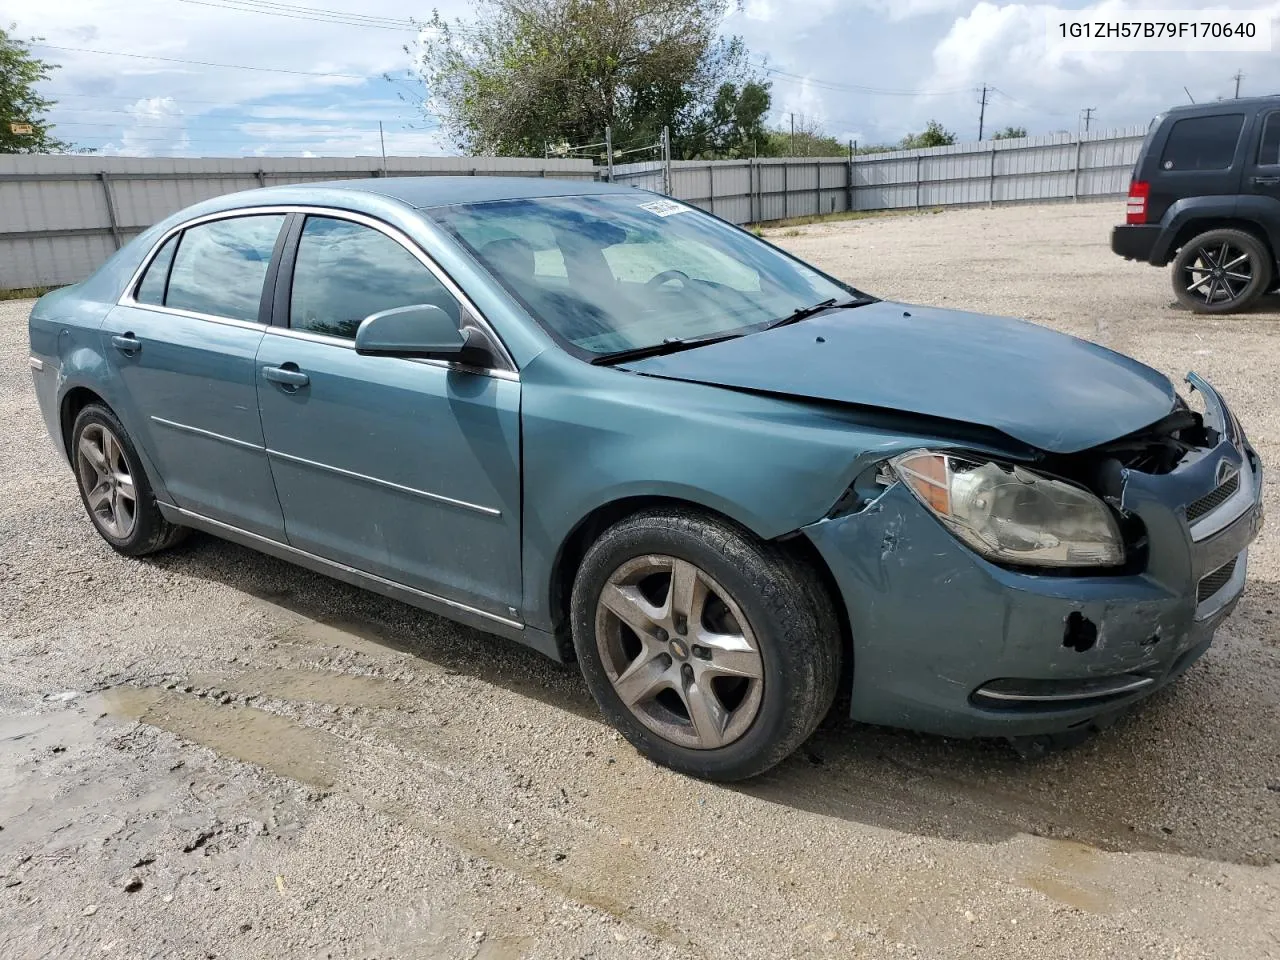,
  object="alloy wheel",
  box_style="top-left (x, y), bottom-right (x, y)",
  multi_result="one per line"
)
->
top-left (76, 423), bottom-right (137, 539)
top-left (594, 554), bottom-right (764, 750)
top-left (1182, 240), bottom-right (1255, 307)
